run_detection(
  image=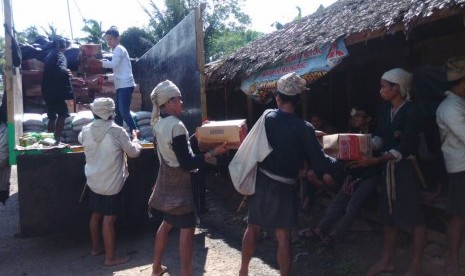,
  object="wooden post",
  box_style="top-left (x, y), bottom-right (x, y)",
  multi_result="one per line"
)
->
top-left (224, 86), bottom-right (229, 119)
top-left (3, 0), bottom-right (23, 165)
top-left (247, 97), bottom-right (253, 125)
top-left (195, 6), bottom-right (207, 121)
